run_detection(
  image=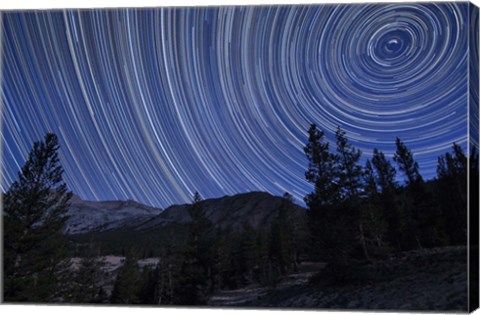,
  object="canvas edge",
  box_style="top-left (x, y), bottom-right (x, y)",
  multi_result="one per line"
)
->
top-left (0, 2), bottom-right (477, 313)
top-left (469, 1), bottom-right (480, 313)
